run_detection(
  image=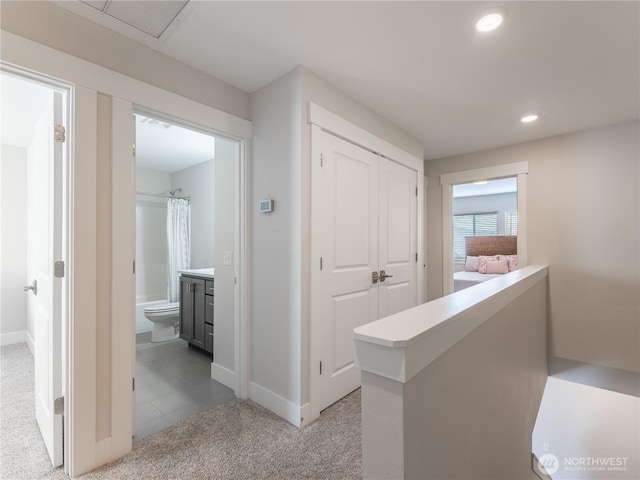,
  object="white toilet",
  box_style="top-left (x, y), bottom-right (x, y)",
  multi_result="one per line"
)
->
top-left (144, 302), bottom-right (180, 342)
